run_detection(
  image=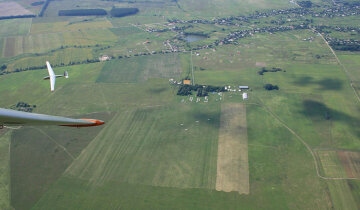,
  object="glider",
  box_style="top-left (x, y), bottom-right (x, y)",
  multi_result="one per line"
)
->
top-left (44, 61), bottom-right (68, 92)
top-left (0, 108), bottom-right (104, 129)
